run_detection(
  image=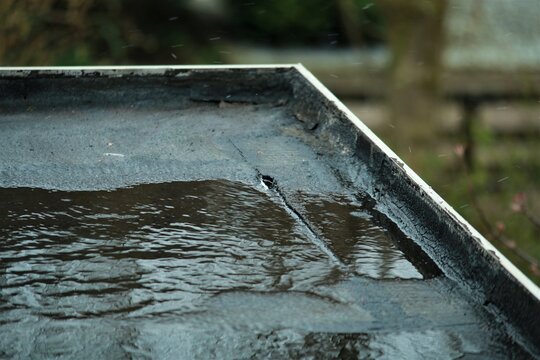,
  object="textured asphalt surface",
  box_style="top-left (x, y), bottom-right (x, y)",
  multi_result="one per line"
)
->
top-left (0, 71), bottom-right (537, 358)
